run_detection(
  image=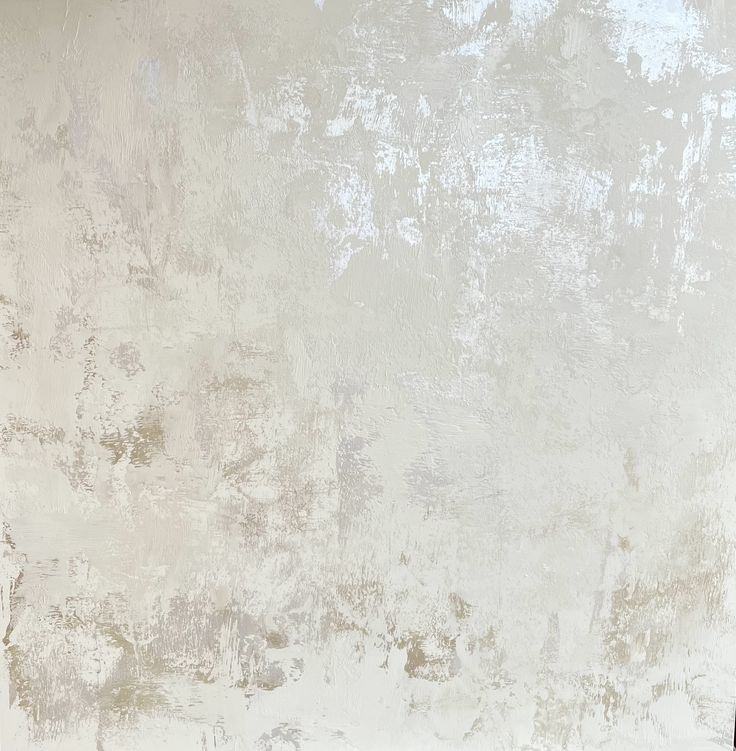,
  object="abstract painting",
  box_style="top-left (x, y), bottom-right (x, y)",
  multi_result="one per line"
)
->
top-left (1, 1), bottom-right (735, 749)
